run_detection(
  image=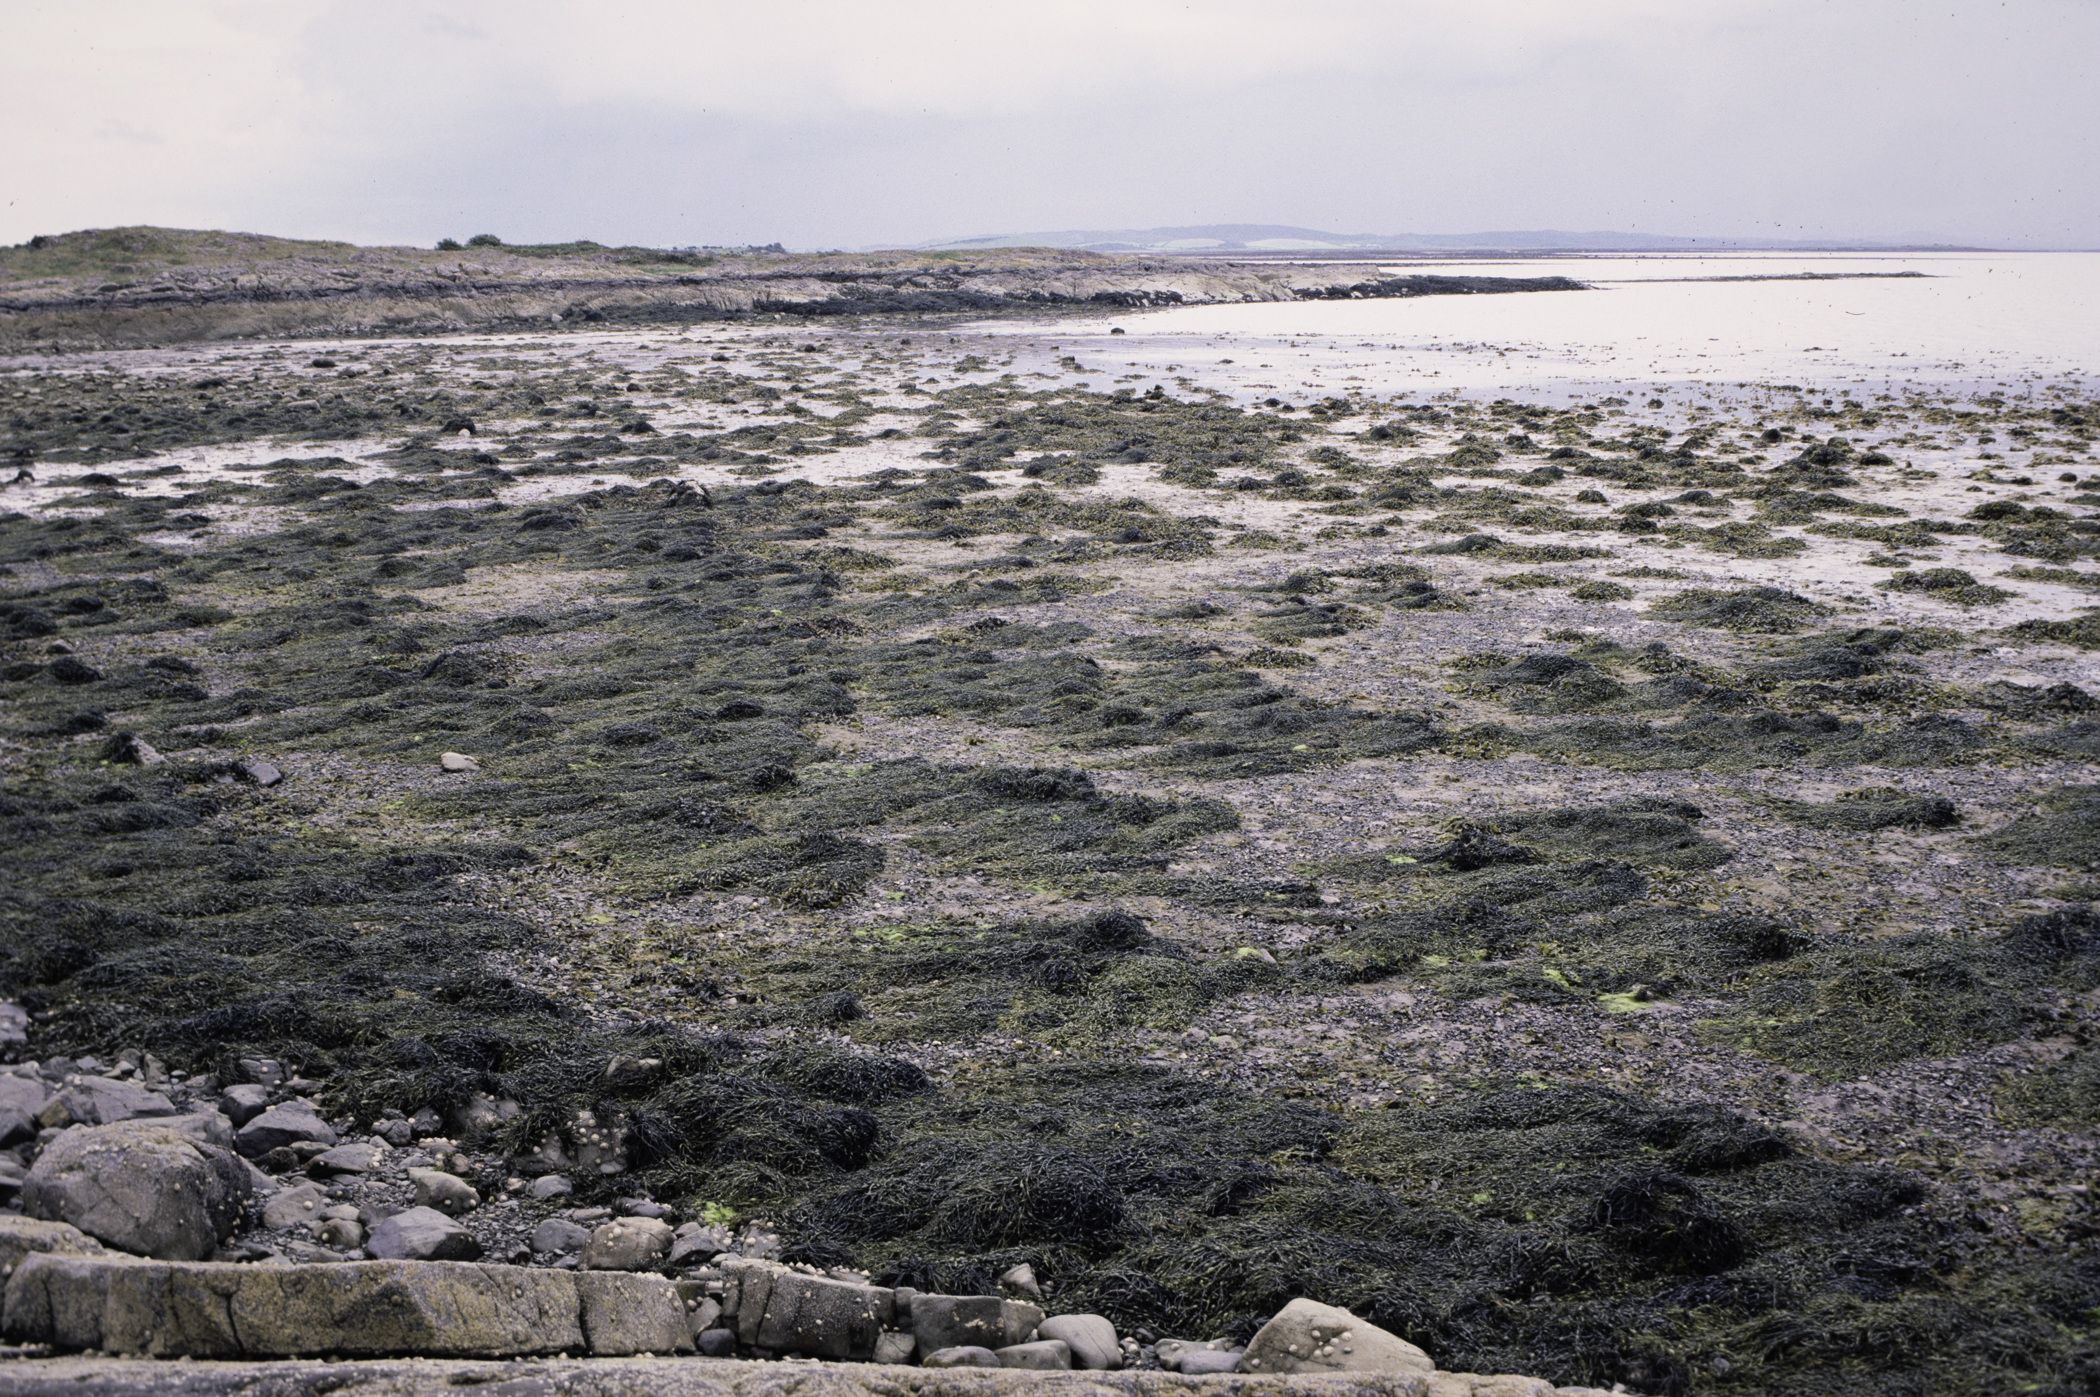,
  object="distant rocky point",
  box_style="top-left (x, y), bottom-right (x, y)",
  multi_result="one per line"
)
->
top-left (0, 226), bottom-right (1581, 351)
